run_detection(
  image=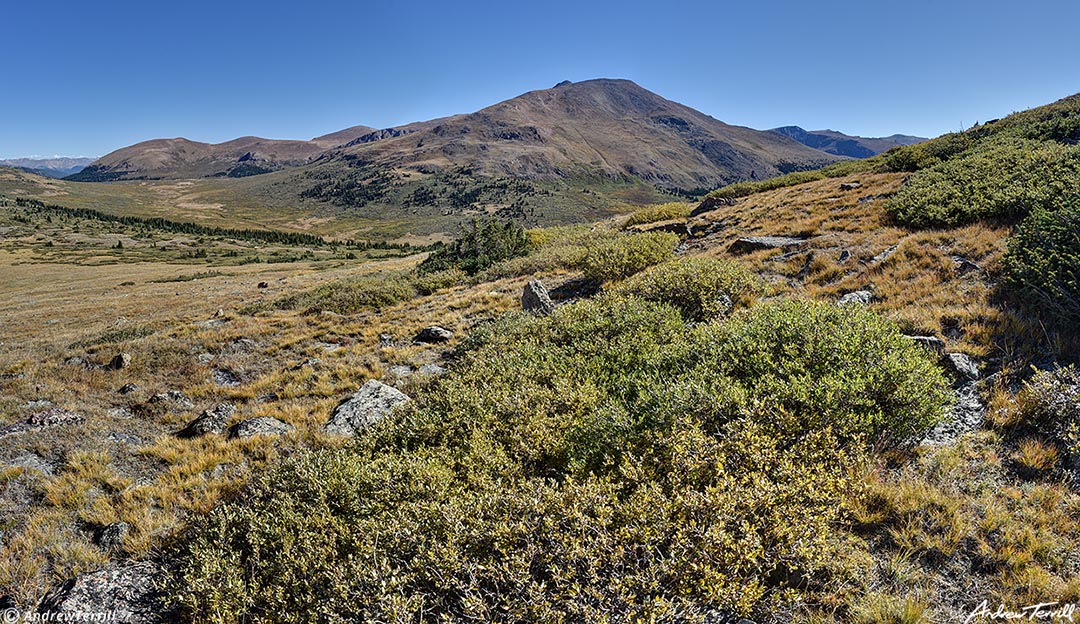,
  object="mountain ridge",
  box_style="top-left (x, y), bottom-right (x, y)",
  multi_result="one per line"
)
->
top-left (770, 125), bottom-right (926, 158)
